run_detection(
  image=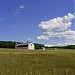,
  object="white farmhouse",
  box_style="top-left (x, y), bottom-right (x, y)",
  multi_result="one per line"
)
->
top-left (15, 42), bottom-right (35, 50)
